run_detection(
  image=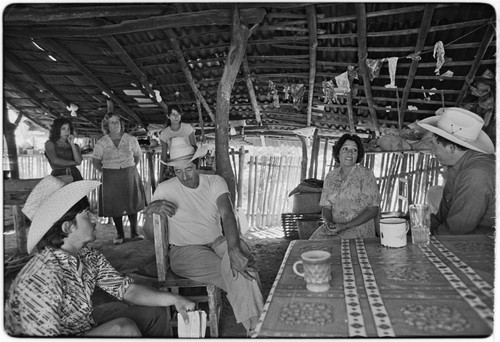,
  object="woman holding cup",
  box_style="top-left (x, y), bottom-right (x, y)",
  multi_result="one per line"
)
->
top-left (310, 134), bottom-right (381, 239)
